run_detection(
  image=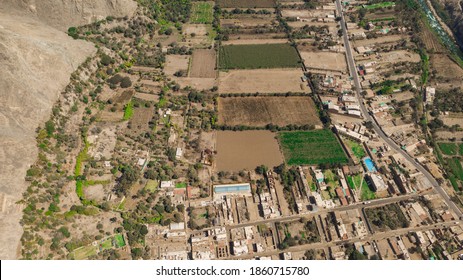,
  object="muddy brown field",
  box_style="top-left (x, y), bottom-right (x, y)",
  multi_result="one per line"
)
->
top-left (189, 49), bottom-right (217, 78)
top-left (218, 96), bottom-right (321, 127)
top-left (218, 68), bottom-right (308, 93)
top-left (216, 130), bottom-right (284, 171)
